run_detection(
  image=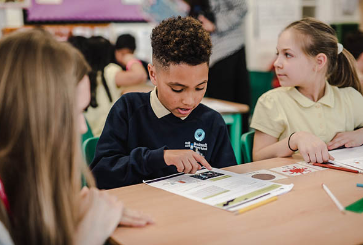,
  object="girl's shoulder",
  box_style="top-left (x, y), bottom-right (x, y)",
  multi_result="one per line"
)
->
top-left (105, 63), bottom-right (122, 73)
top-left (335, 86), bottom-right (363, 101)
top-left (259, 87), bottom-right (293, 102)
top-left (336, 86), bottom-right (361, 94)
